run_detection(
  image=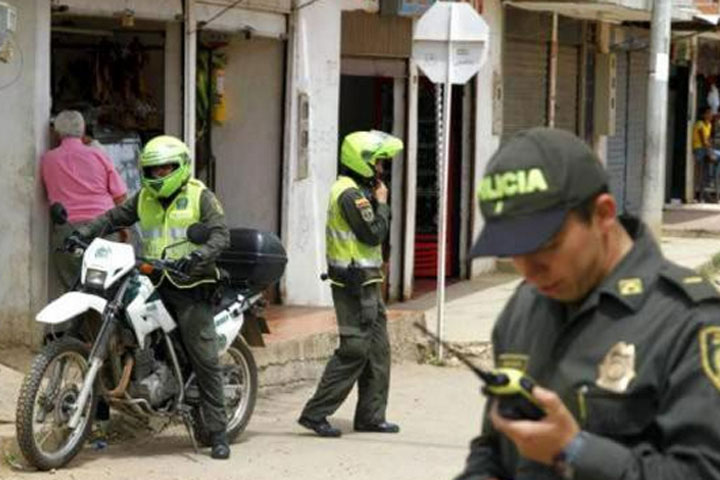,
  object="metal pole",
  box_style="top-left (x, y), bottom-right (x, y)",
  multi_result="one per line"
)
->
top-left (685, 36), bottom-right (698, 203)
top-left (547, 13), bottom-right (558, 128)
top-left (640, 0), bottom-right (672, 237)
top-left (184, 0), bottom-right (197, 173)
top-left (435, 5), bottom-right (454, 360)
